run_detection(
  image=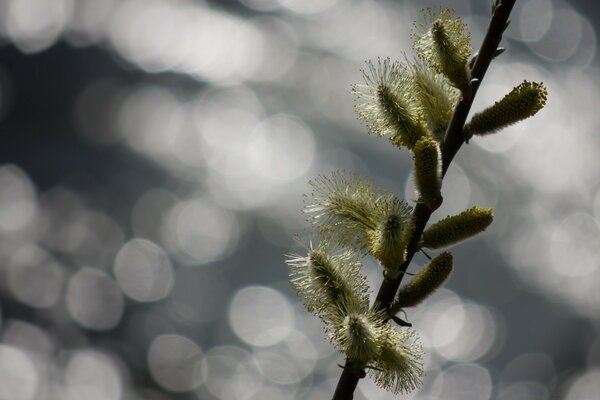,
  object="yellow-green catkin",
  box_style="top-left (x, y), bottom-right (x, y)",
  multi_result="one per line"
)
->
top-left (335, 312), bottom-right (382, 363)
top-left (411, 61), bottom-right (459, 141)
top-left (392, 252), bottom-right (453, 311)
top-left (352, 58), bottom-right (428, 150)
top-left (368, 327), bottom-right (424, 394)
top-left (286, 247), bottom-right (369, 320)
top-left (368, 214), bottom-right (412, 272)
top-left (413, 9), bottom-right (471, 91)
top-left (305, 172), bottom-right (412, 253)
top-left (413, 137), bottom-right (442, 210)
top-left (464, 81), bottom-right (548, 139)
top-left (430, 19), bottom-right (470, 90)
top-left (421, 207), bottom-right (493, 249)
